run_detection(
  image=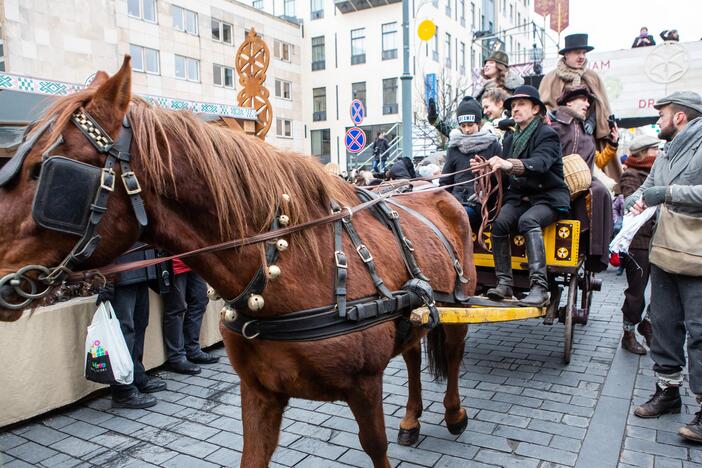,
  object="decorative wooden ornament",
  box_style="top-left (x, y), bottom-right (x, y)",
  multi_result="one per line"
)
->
top-left (235, 28), bottom-right (272, 140)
